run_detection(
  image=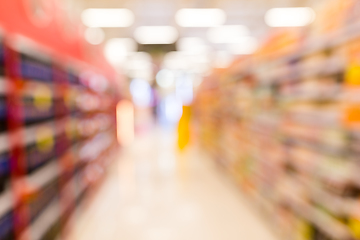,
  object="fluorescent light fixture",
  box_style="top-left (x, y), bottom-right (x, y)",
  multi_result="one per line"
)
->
top-left (84, 28), bottom-right (105, 45)
top-left (265, 7), bottom-right (316, 27)
top-left (104, 38), bottom-right (137, 65)
top-left (126, 52), bottom-right (153, 70)
top-left (175, 8), bottom-right (226, 27)
top-left (163, 51), bottom-right (187, 70)
top-left (156, 69), bottom-right (176, 88)
top-left (81, 8), bottom-right (134, 28)
top-left (163, 51), bottom-right (211, 71)
top-left (134, 26), bottom-right (178, 44)
top-left (207, 25), bottom-right (250, 43)
top-left (177, 37), bottom-right (209, 54)
top-left (126, 52), bottom-right (154, 81)
top-left (228, 36), bottom-right (258, 55)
